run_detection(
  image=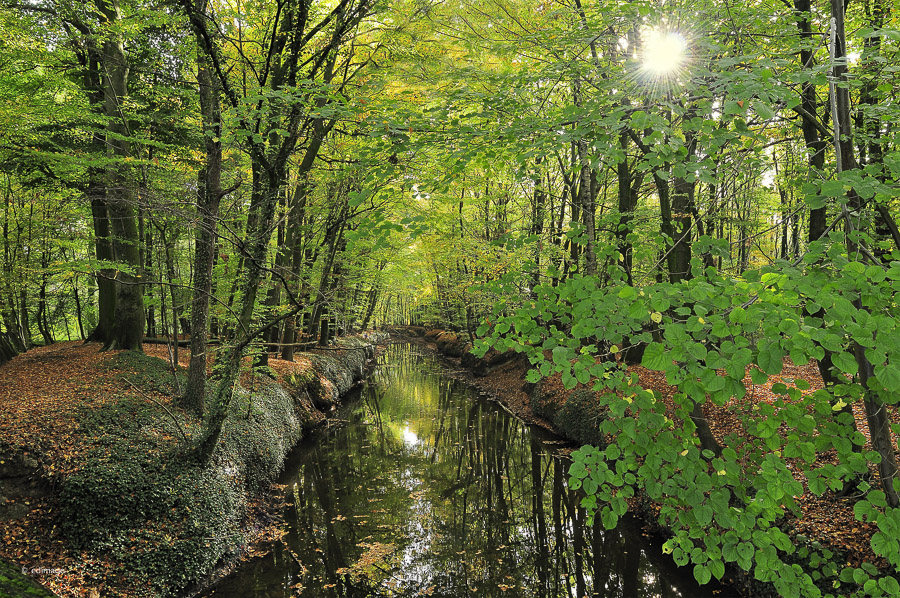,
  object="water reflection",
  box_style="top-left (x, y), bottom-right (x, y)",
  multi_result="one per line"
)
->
top-left (205, 344), bottom-right (725, 597)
